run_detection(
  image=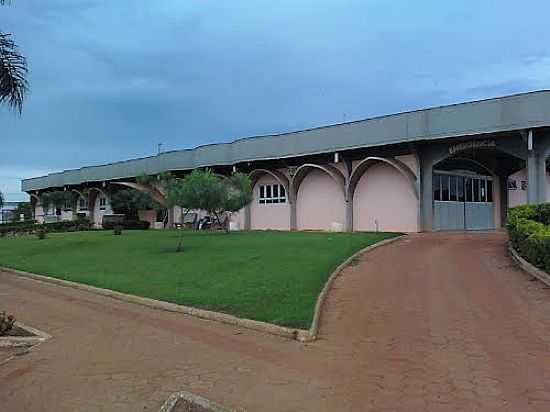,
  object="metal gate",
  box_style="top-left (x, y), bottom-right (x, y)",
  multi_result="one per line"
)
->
top-left (433, 172), bottom-right (495, 231)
